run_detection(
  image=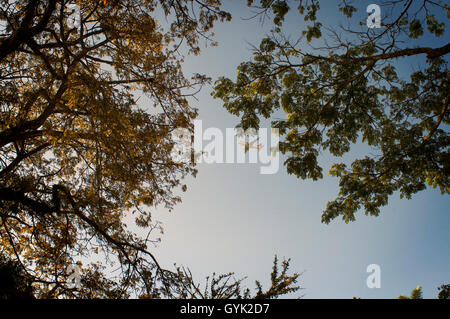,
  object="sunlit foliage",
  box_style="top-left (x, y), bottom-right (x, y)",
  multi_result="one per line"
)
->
top-left (213, 0), bottom-right (449, 223)
top-left (0, 0), bottom-right (233, 298)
